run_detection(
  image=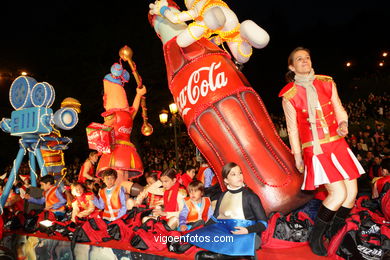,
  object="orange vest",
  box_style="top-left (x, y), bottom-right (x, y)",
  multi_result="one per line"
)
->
top-left (197, 166), bottom-right (218, 186)
top-left (45, 186), bottom-right (65, 212)
top-left (184, 197), bottom-right (211, 223)
top-left (99, 185), bottom-right (122, 220)
top-left (279, 75), bottom-right (341, 149)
